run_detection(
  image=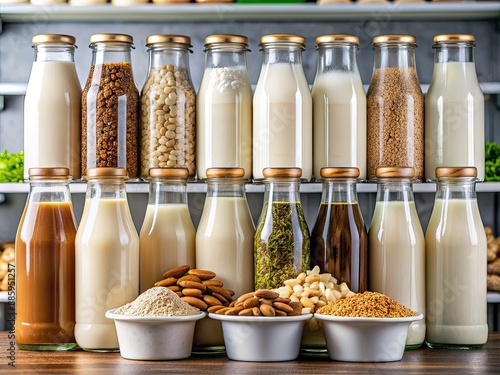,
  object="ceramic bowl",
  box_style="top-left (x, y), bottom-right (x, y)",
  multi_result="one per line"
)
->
top-left (208, 313), bottom-right (313, 362)
top-left (314, 313), bottom-right (424, 362)
top-left (105, 309), bottom-right (205, 360)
